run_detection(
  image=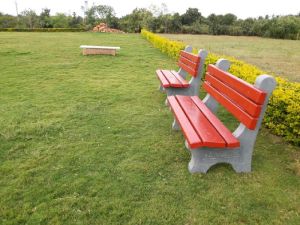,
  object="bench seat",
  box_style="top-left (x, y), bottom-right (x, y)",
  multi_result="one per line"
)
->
top-left (168, 95), bottom-right (240, 149)
top-left (156, 69), bottom-right (190, 88)
top-left (79, 45), bottom-right (120, 56)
